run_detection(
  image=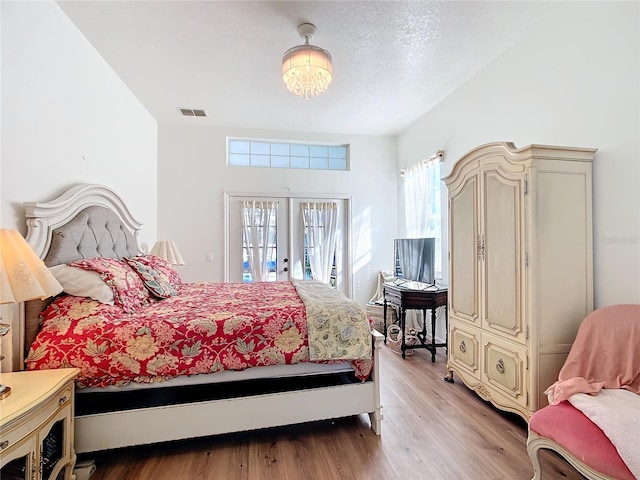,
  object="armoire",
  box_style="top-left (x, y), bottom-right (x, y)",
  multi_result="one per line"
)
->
top-left (443, 142), bottom-right (596, 420)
